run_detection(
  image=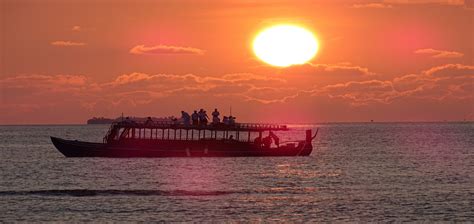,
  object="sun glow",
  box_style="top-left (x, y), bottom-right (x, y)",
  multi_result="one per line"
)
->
top-left (253, 24), bottom-right (319, 67)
